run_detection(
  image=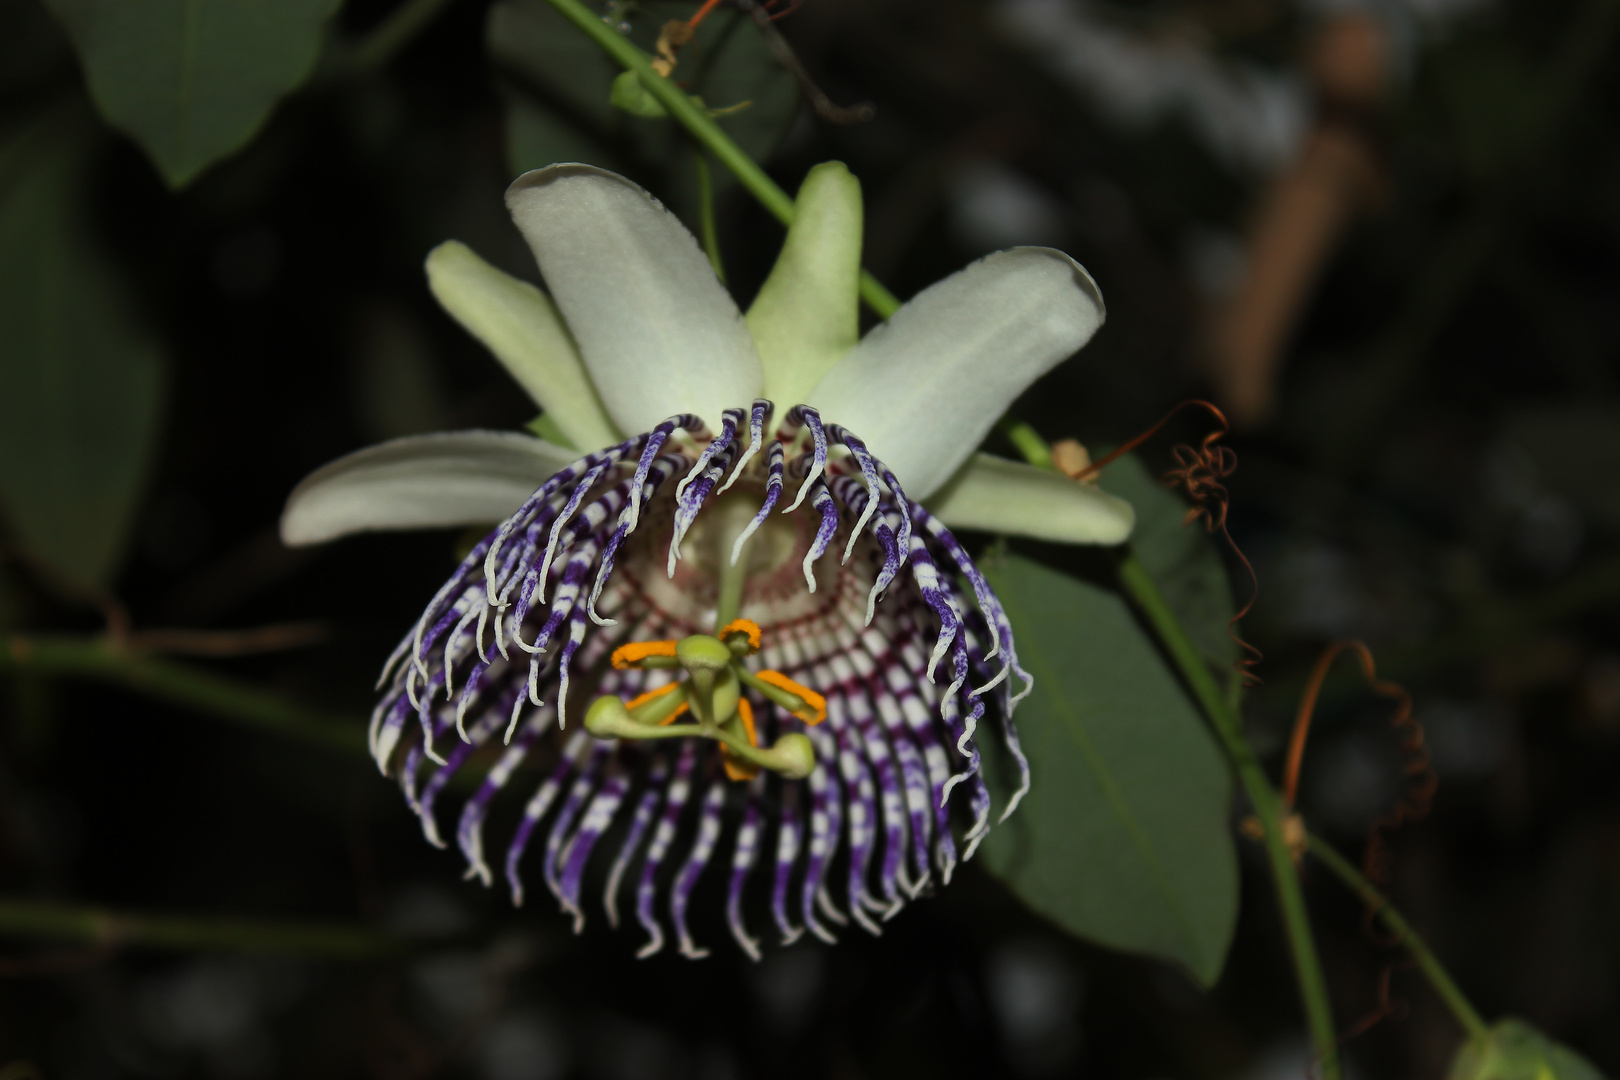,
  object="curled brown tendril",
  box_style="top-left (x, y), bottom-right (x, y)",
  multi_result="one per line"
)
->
top-left (1073, 399), bottom-right (1263, 688)
top-left (1282, 639), bottom-right (1439, 1045)
top-left (732, 0), bottom-right (876, 122)
top-left (1281, 639), bottom-right (1436, 882)
top-left (1336, 960), bottom-right (1414, 1052)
